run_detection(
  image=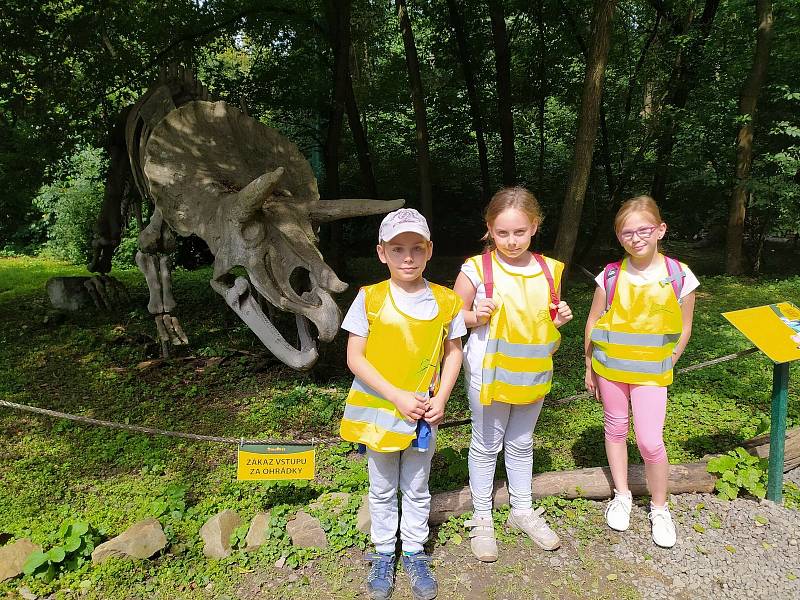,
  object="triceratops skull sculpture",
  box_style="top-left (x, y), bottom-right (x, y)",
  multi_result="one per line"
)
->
top-left (93, 68), bottom-right (402, 369)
